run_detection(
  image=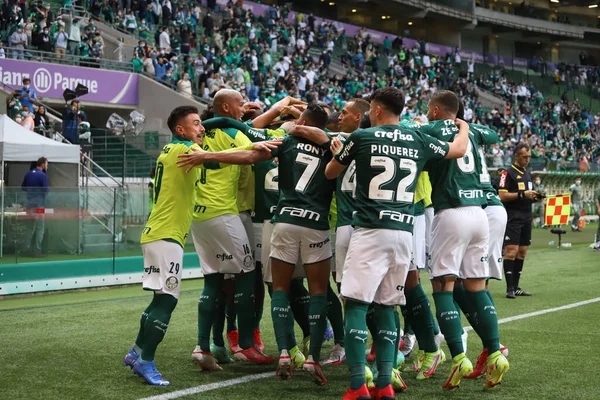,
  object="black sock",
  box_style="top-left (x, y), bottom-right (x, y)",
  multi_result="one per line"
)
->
top-left (503, 259), bottom-right (515, 291)
top-left (514, 259), bottom-right (524, 289)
